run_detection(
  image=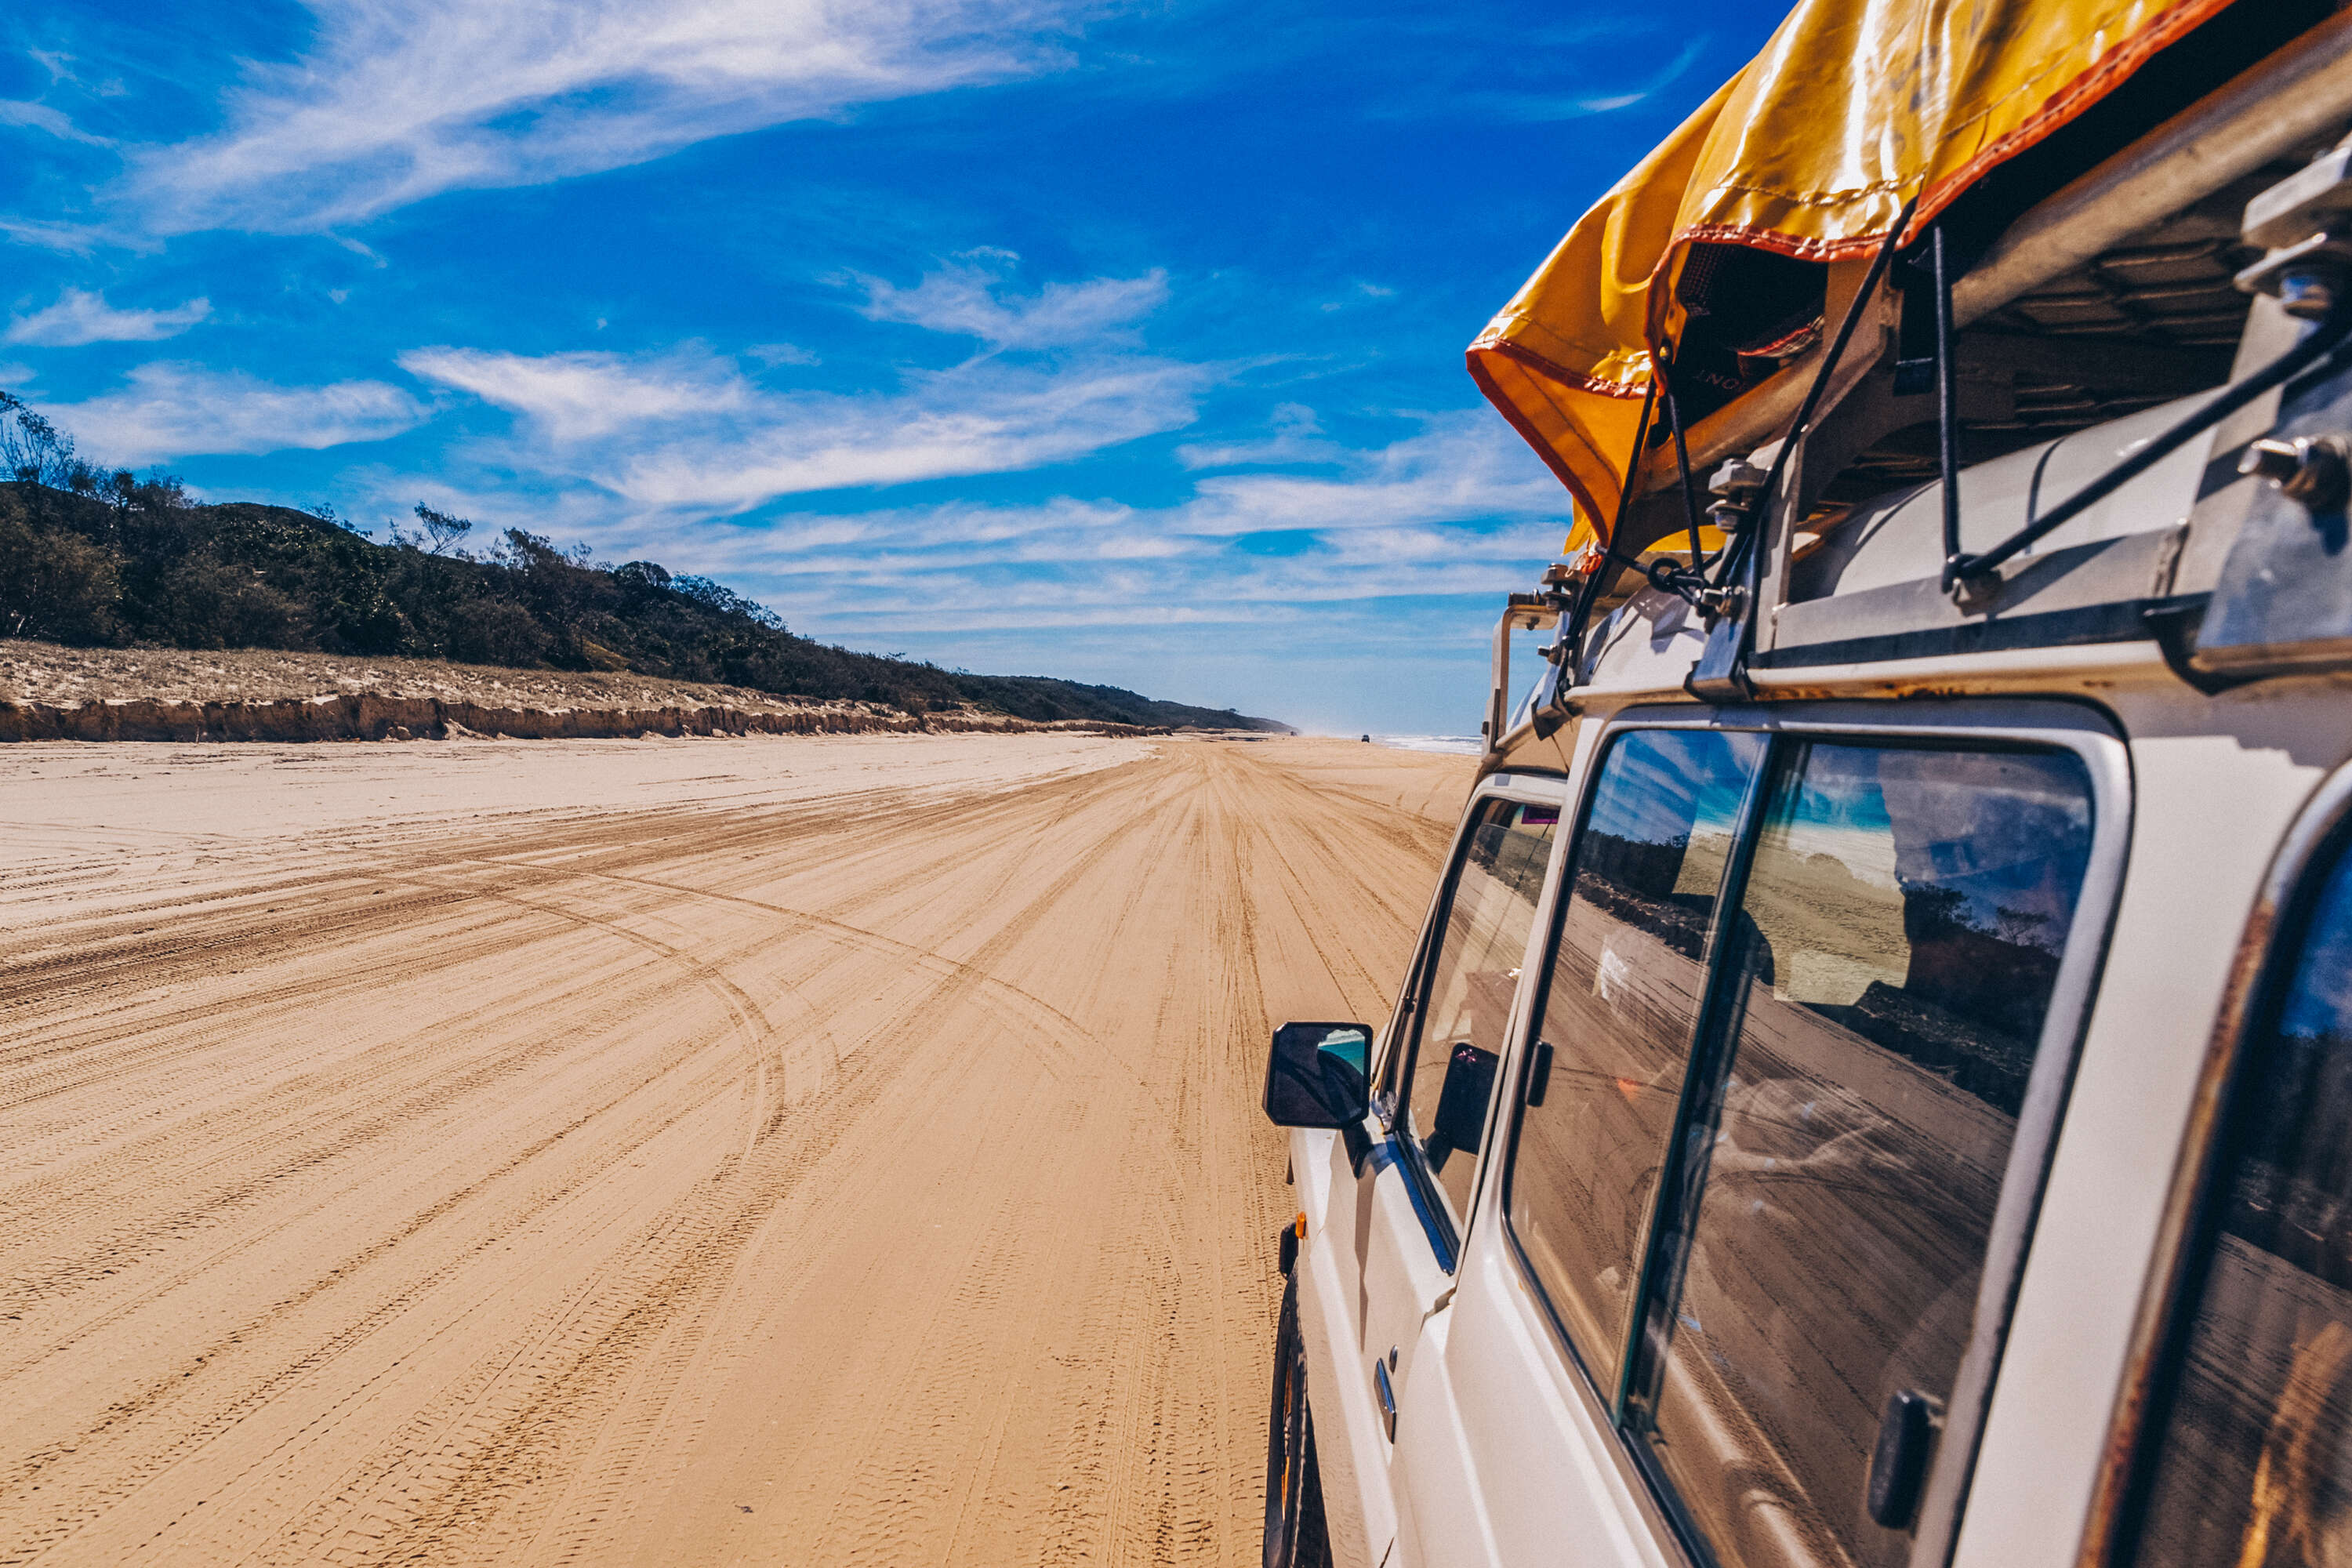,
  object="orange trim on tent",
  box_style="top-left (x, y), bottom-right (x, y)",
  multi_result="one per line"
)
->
top-left (1467, 0), bottom-right (2252, 549)
top-left (1906, 0), bottom-right (2242, 240)
top-left (1464, 348), bottom-right (1608, 532)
